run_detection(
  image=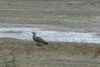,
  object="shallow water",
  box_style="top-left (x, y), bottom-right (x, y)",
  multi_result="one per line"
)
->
top-left (0, 27), bottom-right (100, 43)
